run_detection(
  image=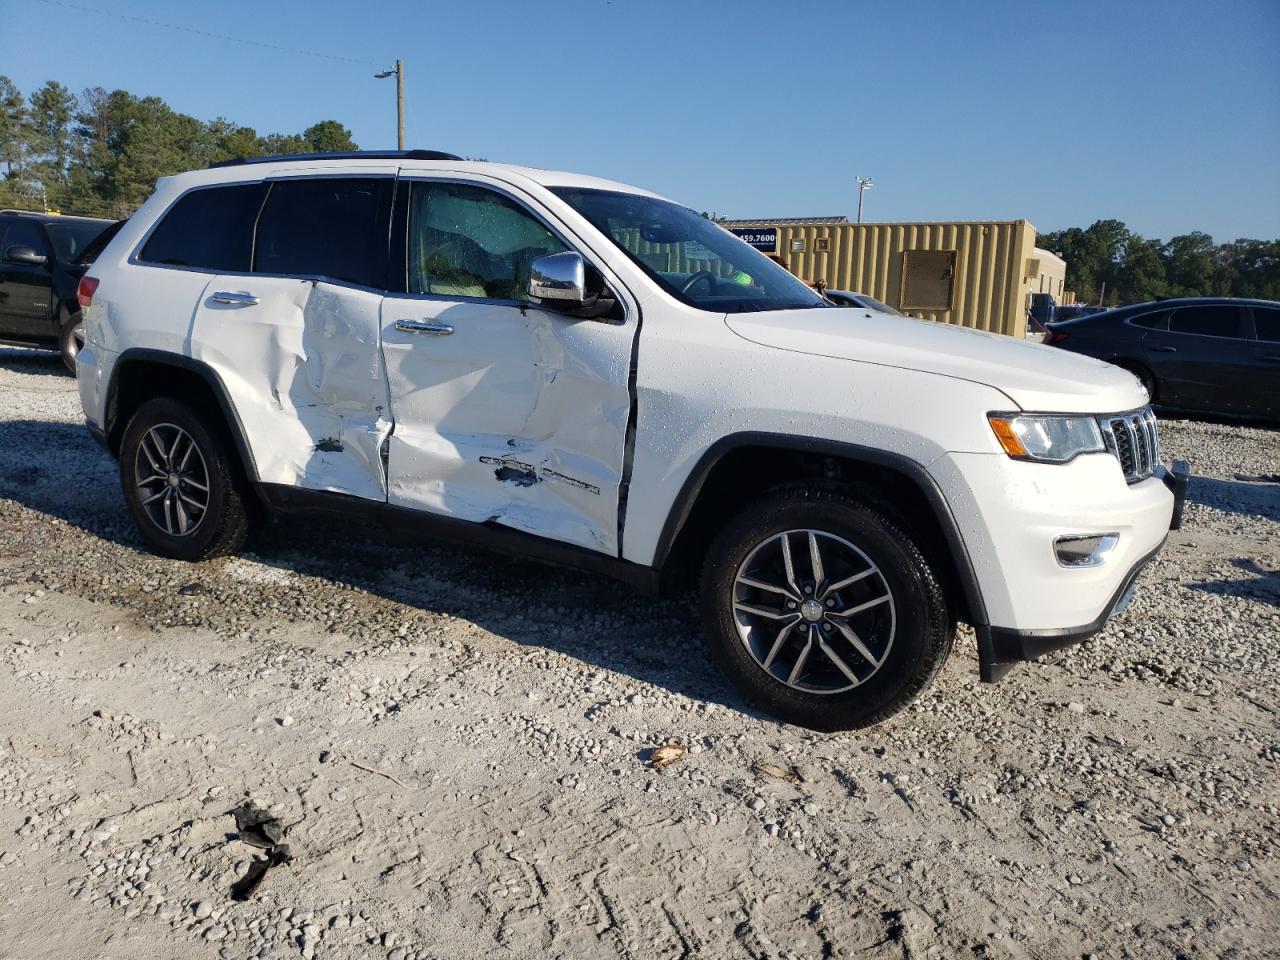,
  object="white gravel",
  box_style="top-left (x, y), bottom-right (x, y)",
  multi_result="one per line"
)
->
top-left (0, 345), bottom-right (1277, 959)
